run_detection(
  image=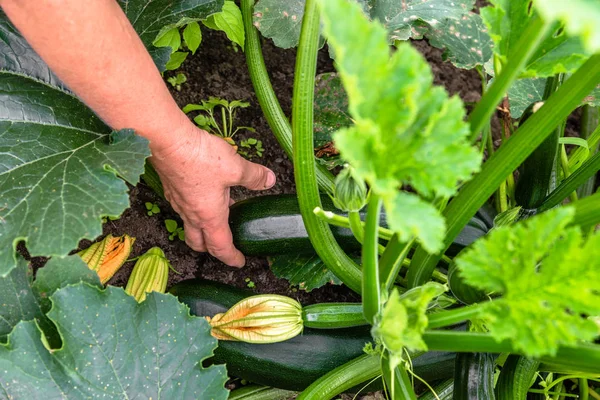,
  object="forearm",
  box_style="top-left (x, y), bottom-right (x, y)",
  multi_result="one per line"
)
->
top-left (1, 0), bottom-right (192, 150)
